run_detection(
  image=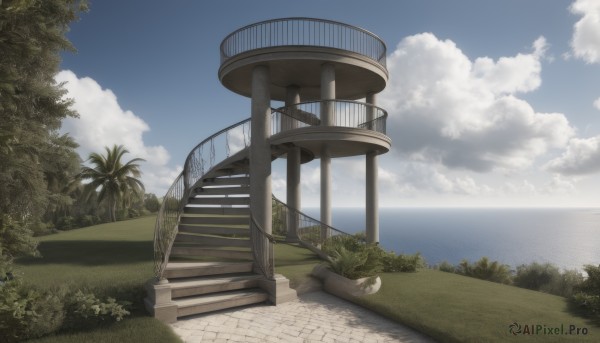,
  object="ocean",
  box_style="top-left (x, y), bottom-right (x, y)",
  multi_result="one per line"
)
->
top-left (302, 207), bottom-right (600, 271)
